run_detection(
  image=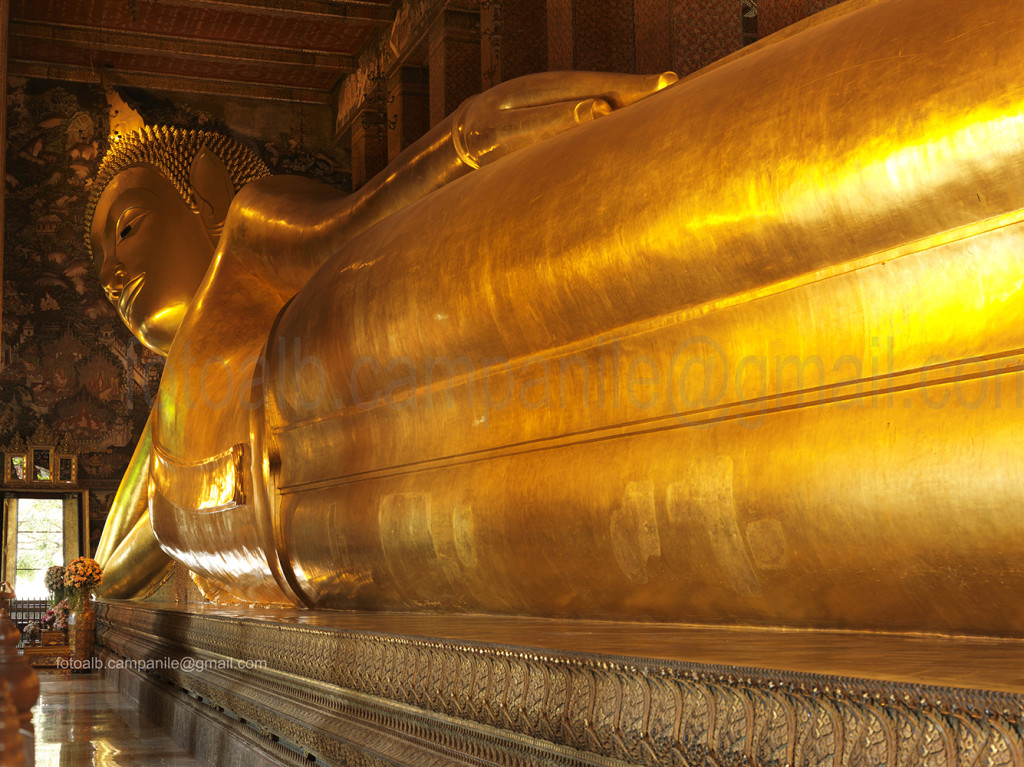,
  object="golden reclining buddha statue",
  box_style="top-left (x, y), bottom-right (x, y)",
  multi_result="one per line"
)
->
top-left (92, 0), bottom-right (1024, 637)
